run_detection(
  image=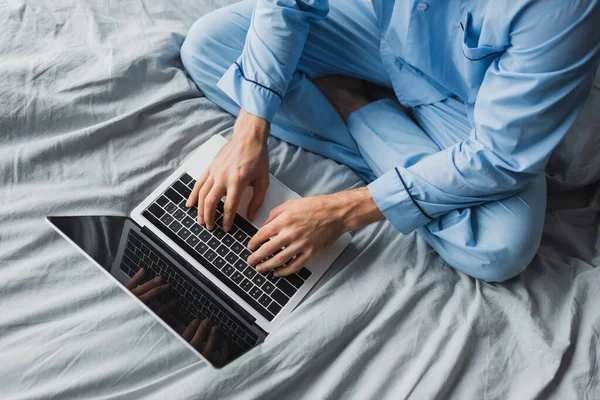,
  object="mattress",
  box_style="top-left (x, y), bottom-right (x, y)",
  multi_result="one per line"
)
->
top-left (1, 1), bottom-right (599, 399)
